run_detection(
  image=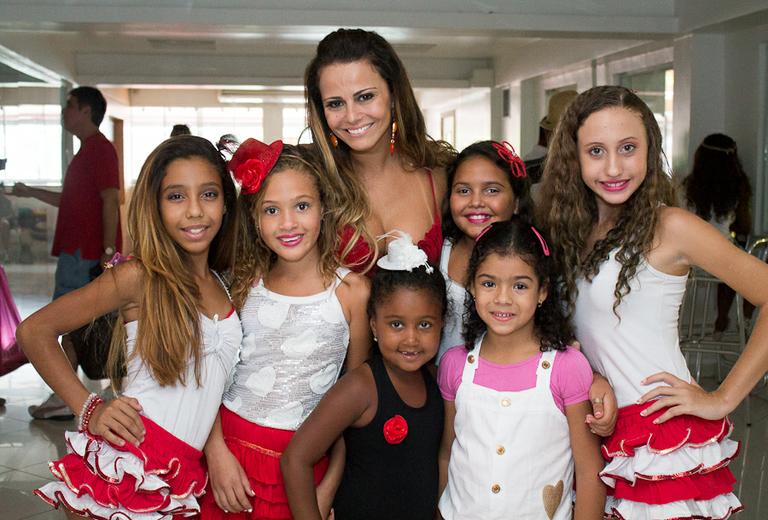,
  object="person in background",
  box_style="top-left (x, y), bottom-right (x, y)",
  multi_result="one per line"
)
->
top-left (523, 90), bottom-right (578, 184)
top-left (683, 133), bottom-right (754, 337)
top-left (12, 86), bottom-right (121, 420)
